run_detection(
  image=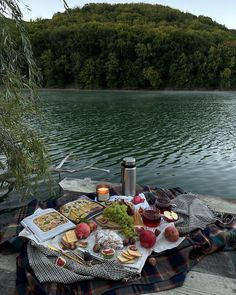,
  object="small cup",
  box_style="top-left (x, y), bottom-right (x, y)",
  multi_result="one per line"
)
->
top-left (142, 207), bottom-right (161, 227)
